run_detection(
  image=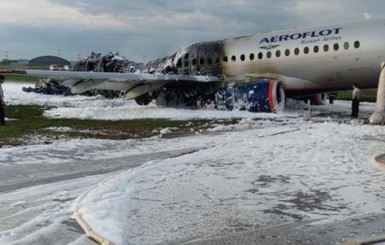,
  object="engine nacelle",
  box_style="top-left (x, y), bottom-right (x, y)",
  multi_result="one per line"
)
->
top-left (201, 79), bottom-right (285, 112)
